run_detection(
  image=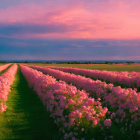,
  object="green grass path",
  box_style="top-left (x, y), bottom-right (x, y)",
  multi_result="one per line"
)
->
top-left (0, 67), bottom-right (60, 140)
